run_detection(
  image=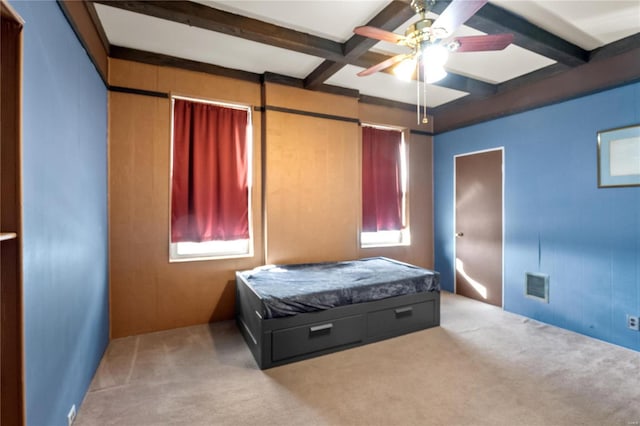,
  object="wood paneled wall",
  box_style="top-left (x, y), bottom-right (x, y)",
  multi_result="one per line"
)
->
top-left (108, 59), bottom-right (263, 337)
top-left (108, 59), bottom-right (434, 338)
top-left (264, 84), bottom-right (360, 263)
